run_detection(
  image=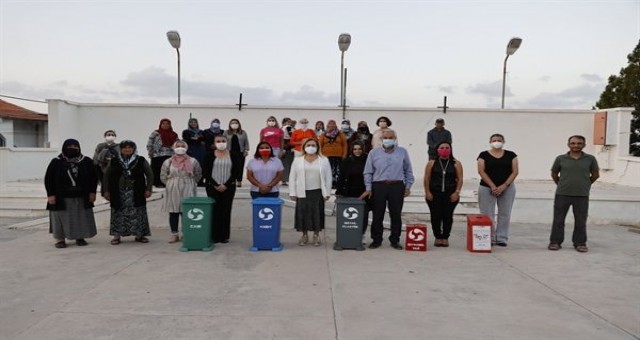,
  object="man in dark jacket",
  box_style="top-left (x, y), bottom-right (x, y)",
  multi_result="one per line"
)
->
top-left (427, 118), bottom-right (452, 160)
